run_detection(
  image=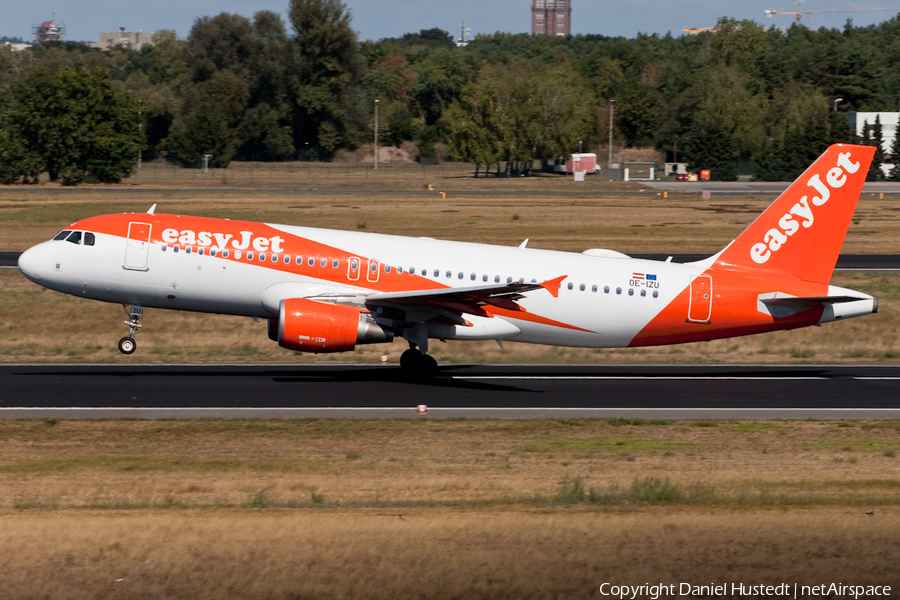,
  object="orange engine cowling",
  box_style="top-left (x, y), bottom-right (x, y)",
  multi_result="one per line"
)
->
top-left (276, 298), bottom-right (392, 353)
